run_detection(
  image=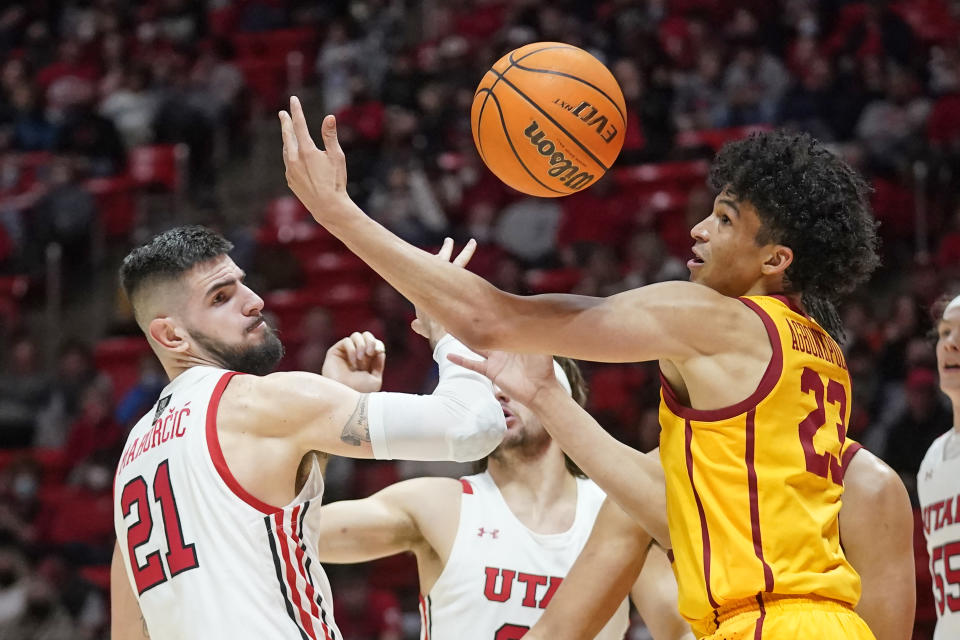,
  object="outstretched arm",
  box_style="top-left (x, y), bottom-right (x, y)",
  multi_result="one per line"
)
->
top-left (528, 498), bottom-right (690, 640)
top-left (632, 546), bottom-right (695, 640)
top-left (840, 448), bottom-right (915, 640)
top-left (449, 349), bottom-right (670, 546)
top-left (526, 498), bottom-right (649, 640)
top-left (221, 331), bottom-right (505, 462)
top-left (278, 98), bottom-right (757, 364)
top-left (315, 478), bottom-right (453, 563)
